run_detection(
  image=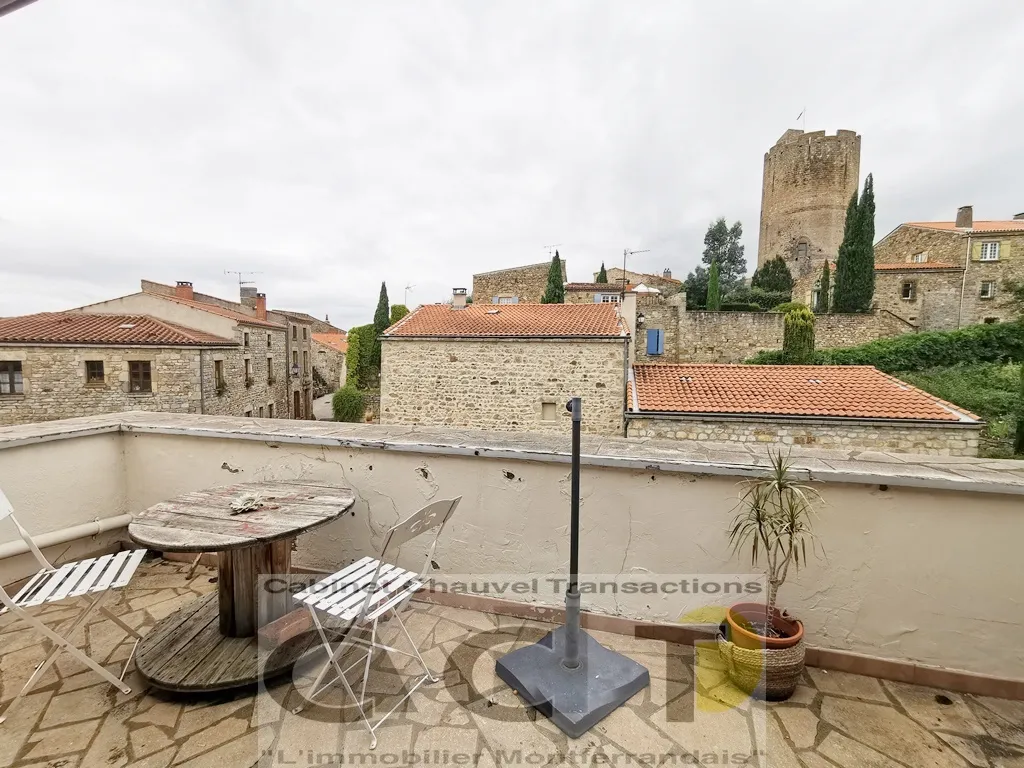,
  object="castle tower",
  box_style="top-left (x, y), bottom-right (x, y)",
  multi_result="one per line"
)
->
top-left (757, 129), bottom-right (861, 285)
